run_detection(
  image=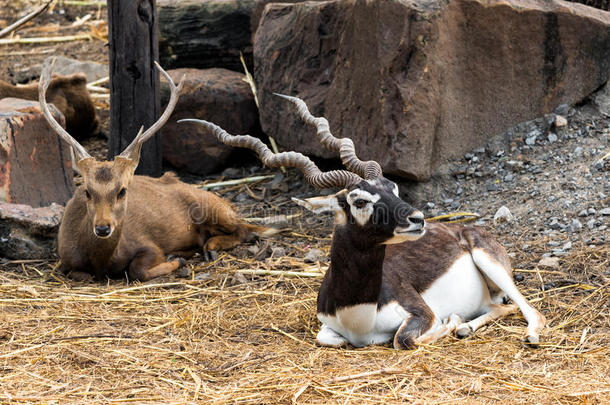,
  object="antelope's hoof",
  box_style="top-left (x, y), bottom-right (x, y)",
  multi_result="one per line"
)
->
top-left (393, 334), bottom-right (417, 350)
top-left (523, 334), bottom-right (540, 348)
top-left (456, 323), bottom-right (473, 338)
